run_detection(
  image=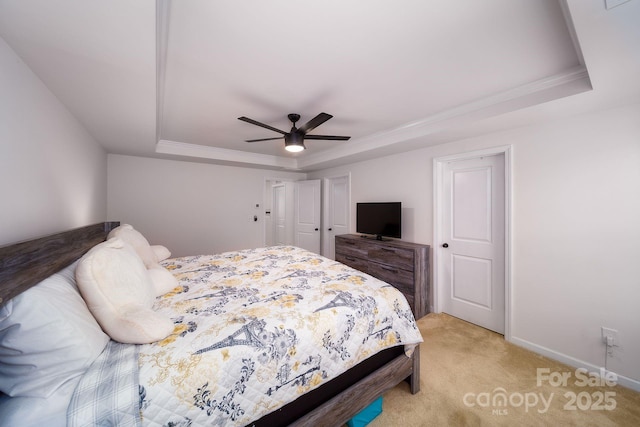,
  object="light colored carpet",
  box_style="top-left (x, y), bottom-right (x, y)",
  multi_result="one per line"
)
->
top-left (366, 313), bottom-right (640, 426)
